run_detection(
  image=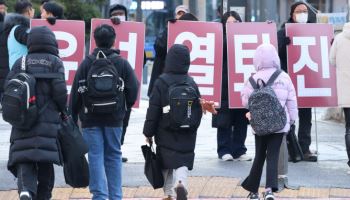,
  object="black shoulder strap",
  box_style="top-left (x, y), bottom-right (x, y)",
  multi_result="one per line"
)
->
top-left (266, 70), bottom-right (282, 86)
top-left (249, 76), bottom-right (259, 90)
